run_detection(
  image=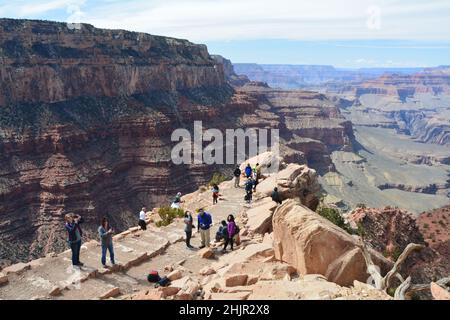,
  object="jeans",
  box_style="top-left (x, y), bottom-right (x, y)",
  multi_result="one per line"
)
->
top-left (70, 240), bottom-right (82, 266)
top-left (185, 230), bottom-right (192, 247)
top-left (101, 242), bottom-right (115, 265)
